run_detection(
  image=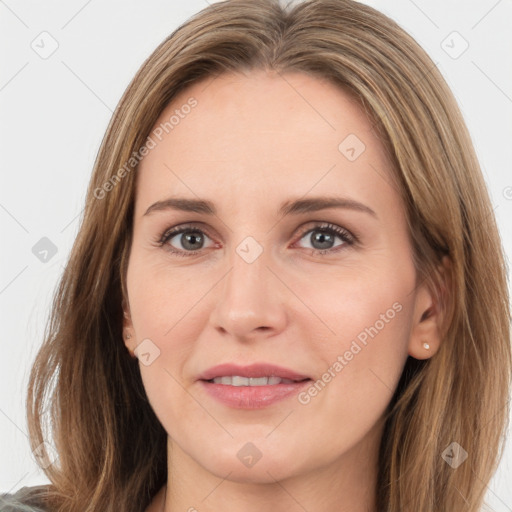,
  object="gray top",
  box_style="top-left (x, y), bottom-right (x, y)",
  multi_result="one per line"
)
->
top-left (0, 486), bottom-right (48, 512)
